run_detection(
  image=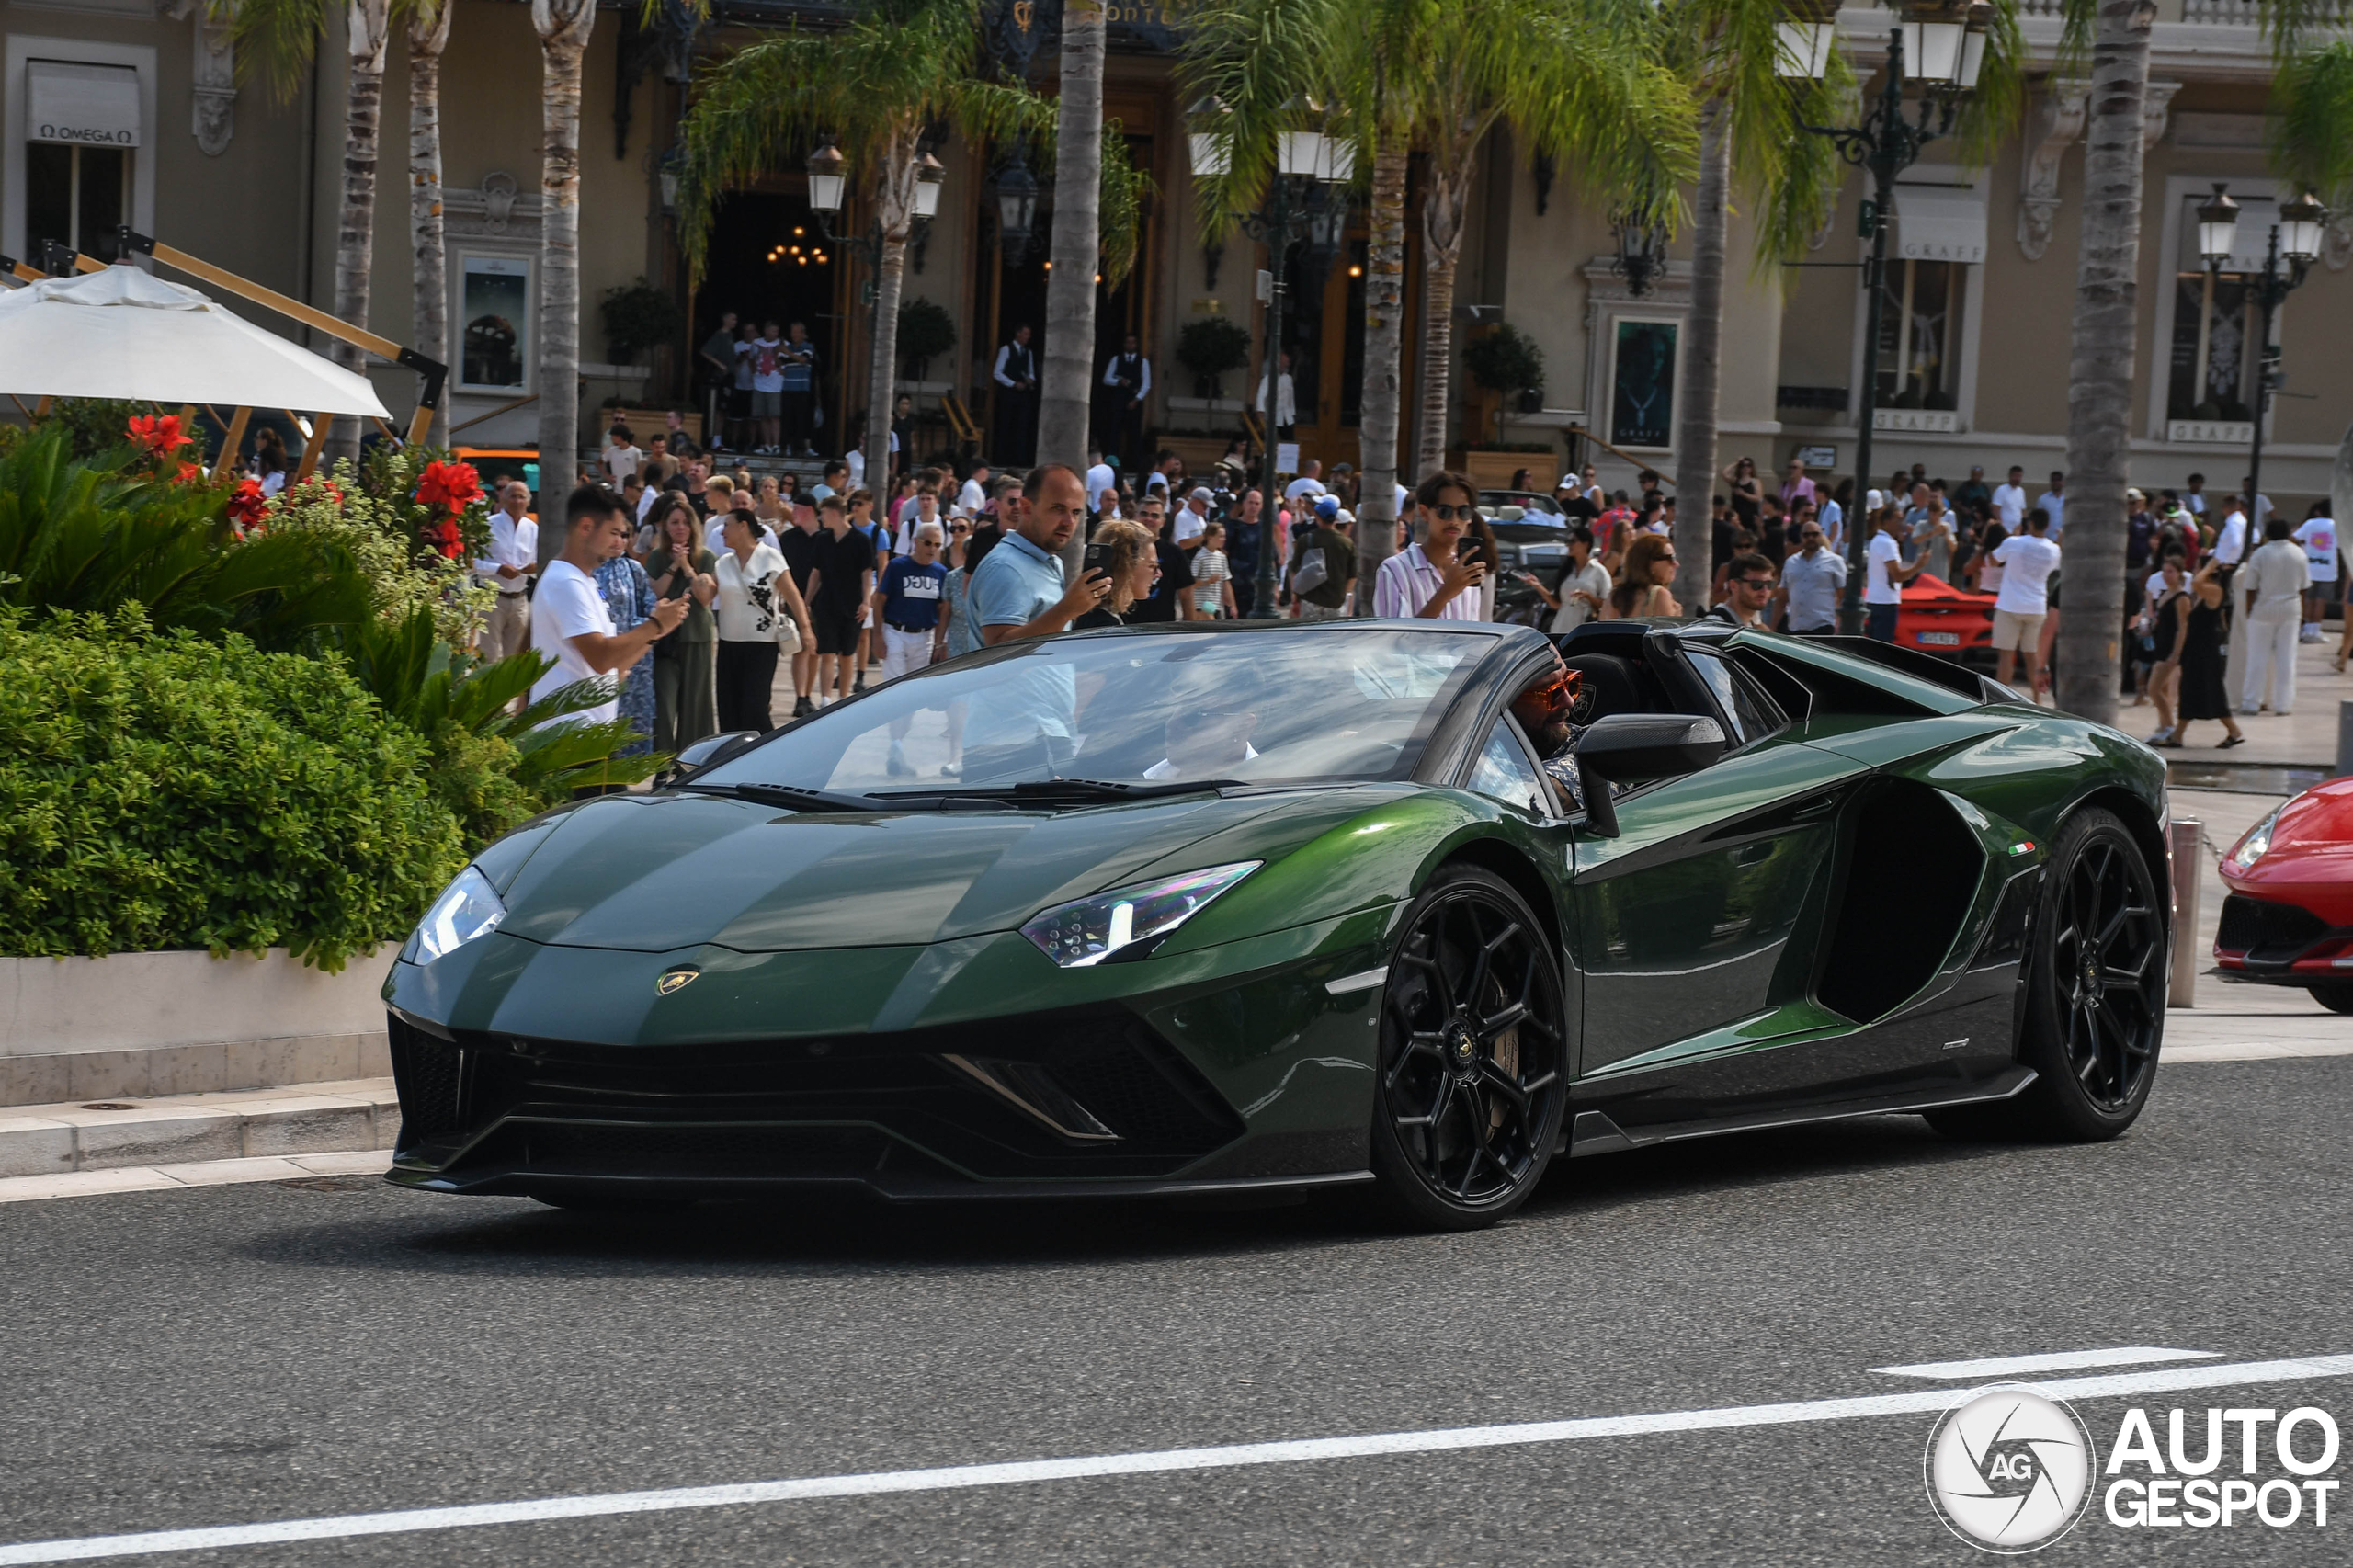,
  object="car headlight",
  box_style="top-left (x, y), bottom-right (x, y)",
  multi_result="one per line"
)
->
top-left (400, 866), bottom-right (506, 964)
top-left (1020, 862), bottom-right (1261, 968)
top-left (2226, 807), bottom-right (2282, 872)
